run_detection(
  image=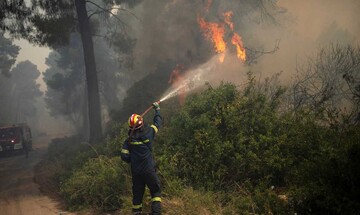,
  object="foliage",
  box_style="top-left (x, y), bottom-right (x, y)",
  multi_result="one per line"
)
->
top-left (42, 34), bottom-right (88, 133)
top-left (46, 136), bottom-right (94, 182)
top-left (43, 33), bottom-right (127, 134)
top-left (160, 168), bottom-right (290, 215)
top-left (220, 183), bottom-right (290, 215)
top-left (47, 74), bottom-right (360, 214)
top-left (27, 0), bottom-right (144, 143)
top-left (289, 124), bottom-right (360, 214)
top-left (156, 76), bottom-right (360, 214)
top-left (60, 155), bottom-right (129, 211)
top-left (46, 135), bottom-right (129, 211)
top-left (9, 1), bottom-right (360, 213)
top-left (162, 186), bottom-right (223, 215)
top-left (157, 78), bottom-right (287, 191)
top-left (0, 32), bottom-right (20, 76)
top-left (0, 60), bottom-right (42, 124)
top-left (0, 1), bottom-right (30, 37)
